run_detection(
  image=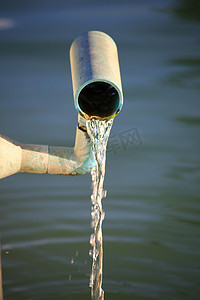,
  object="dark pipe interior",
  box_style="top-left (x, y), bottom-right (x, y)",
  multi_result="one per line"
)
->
top-left (78, 82), bottom-right (120, 118)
